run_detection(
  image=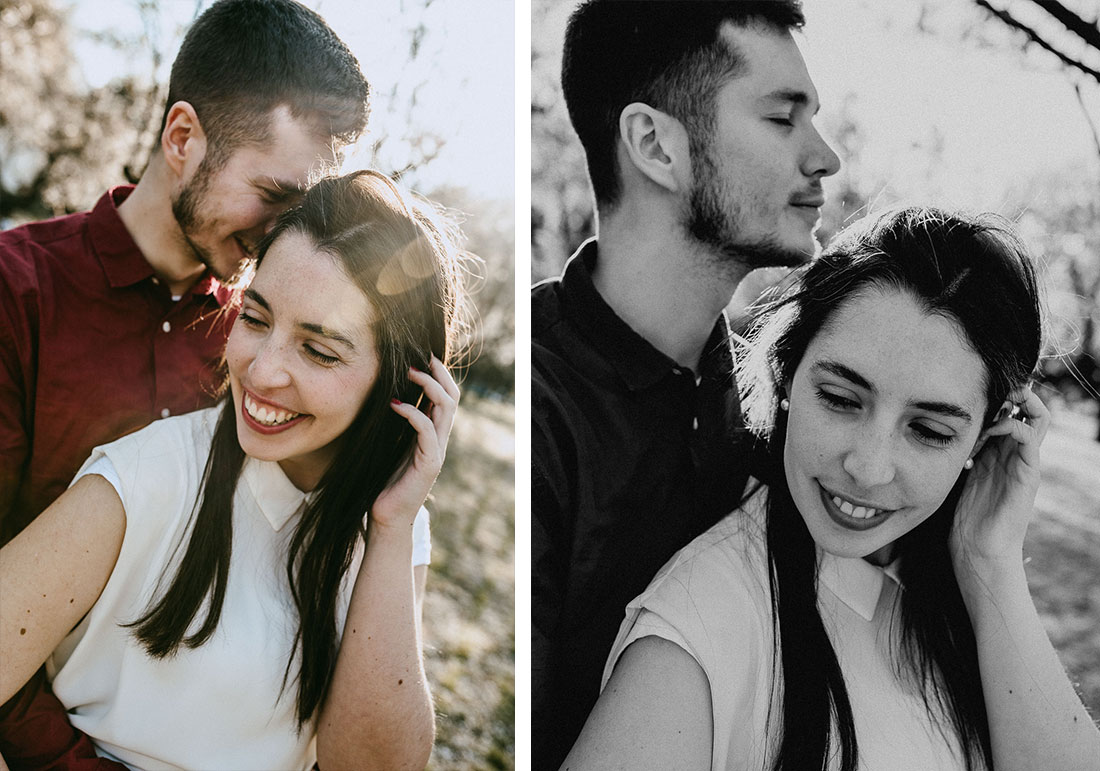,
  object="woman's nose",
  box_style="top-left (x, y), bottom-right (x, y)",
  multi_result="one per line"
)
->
top-left (248, 339), bottom-right (293, 389)
top-left (840, 428), bottom-right (896, 488)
